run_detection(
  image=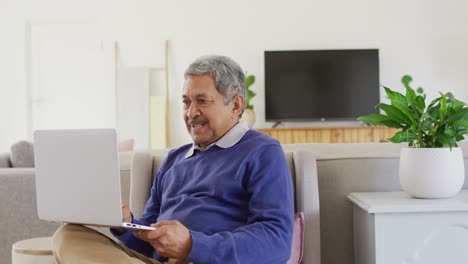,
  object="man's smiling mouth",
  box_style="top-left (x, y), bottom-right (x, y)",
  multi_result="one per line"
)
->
top-left (189, 120), bottom-right (208, 131)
